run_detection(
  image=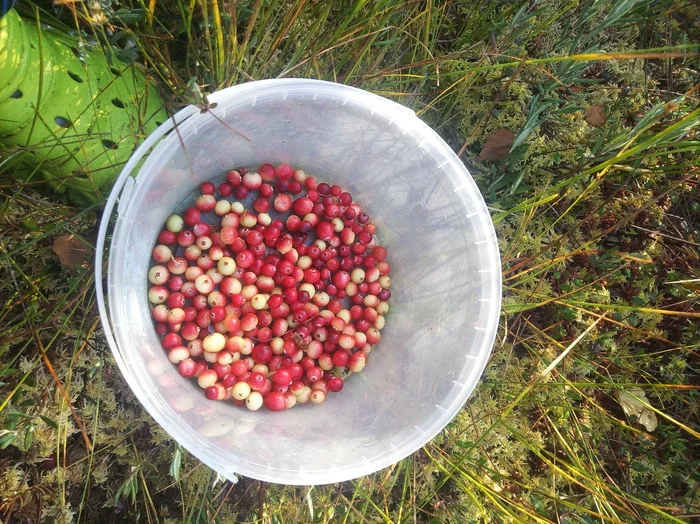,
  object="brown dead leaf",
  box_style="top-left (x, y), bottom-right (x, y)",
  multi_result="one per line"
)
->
top-left (584, 104), bottom-right (607, 128)
top-left (53, 235), bottom-right (93, 269)
top-left (476, 128), bottom-right (514, 162)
